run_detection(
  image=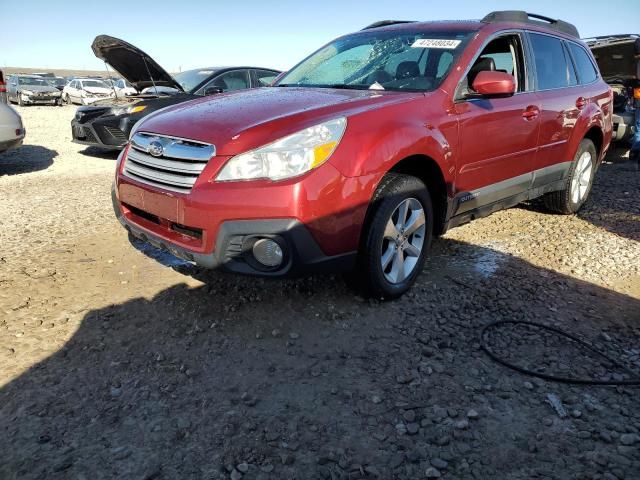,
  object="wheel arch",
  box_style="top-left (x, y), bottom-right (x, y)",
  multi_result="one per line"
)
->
top-left (388, 155), bottom-right (450, 236)
top-left (583, 126), bottom-right (604, 162)
top-left (358, 154), bottom-right (450, 245)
